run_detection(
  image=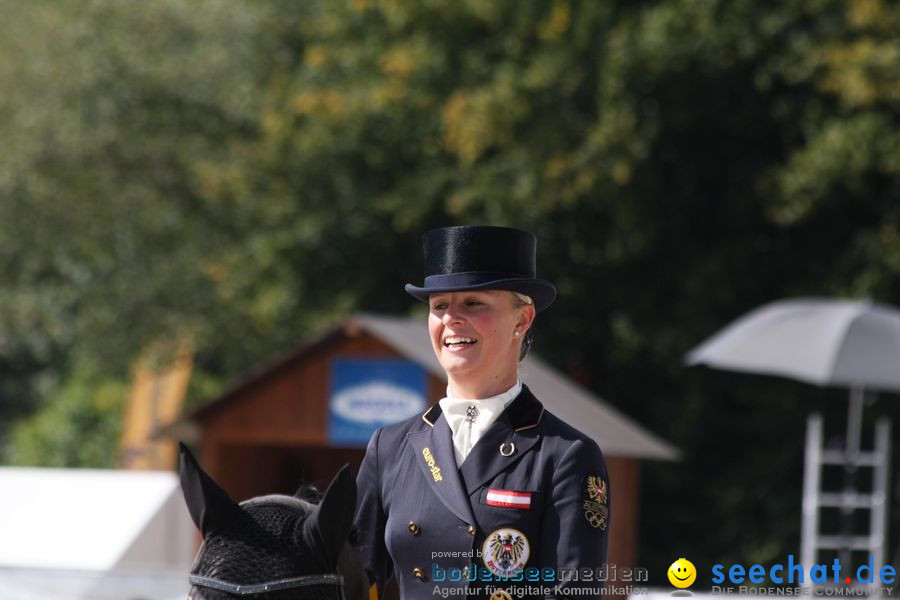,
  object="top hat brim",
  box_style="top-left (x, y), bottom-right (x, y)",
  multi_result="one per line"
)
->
top-left (405, 275), bottom-right (556, 312)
